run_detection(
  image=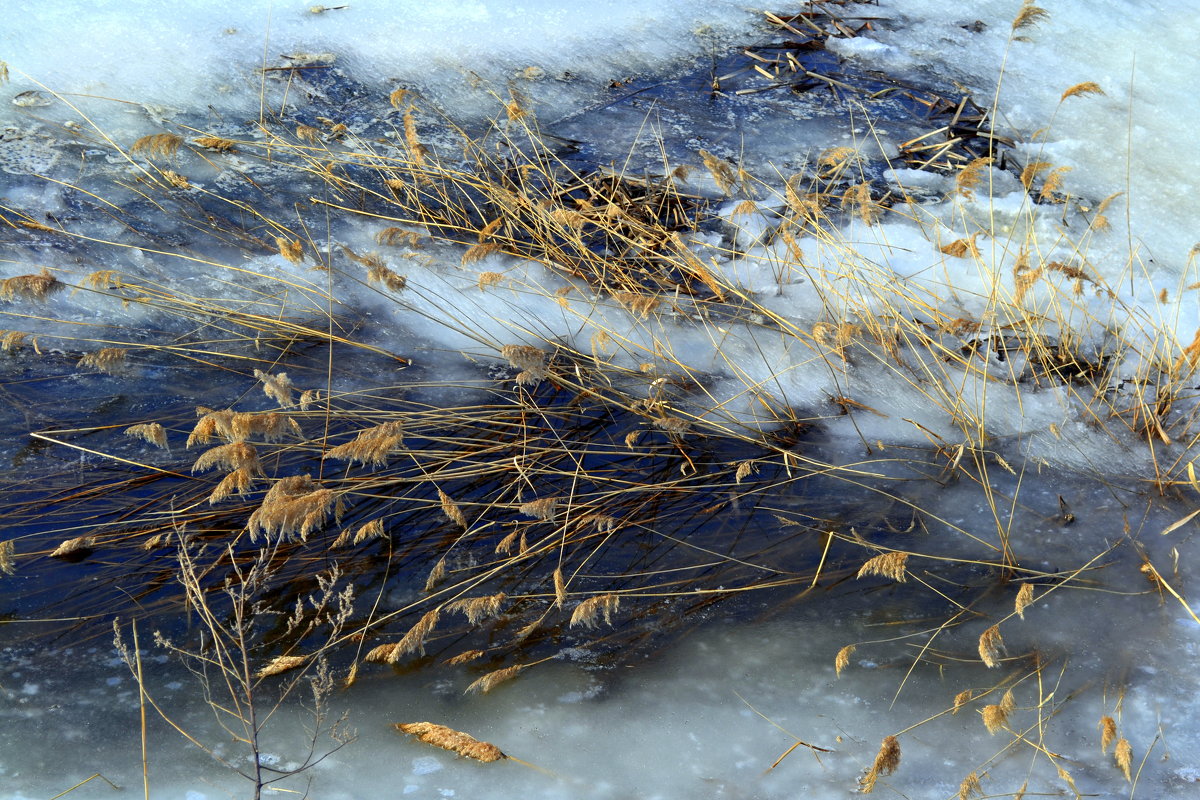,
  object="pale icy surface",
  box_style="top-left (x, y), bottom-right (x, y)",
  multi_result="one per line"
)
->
top-left (2, 1), bottom-right (1200, 798)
